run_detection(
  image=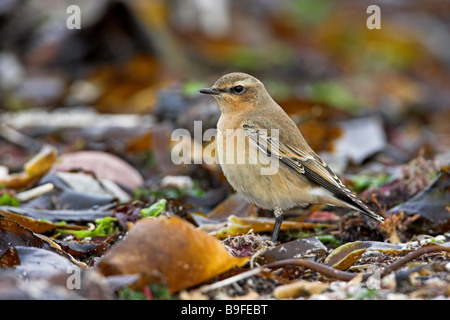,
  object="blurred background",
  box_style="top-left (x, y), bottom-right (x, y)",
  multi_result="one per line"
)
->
top-left (1, 0), bottom-right (450, 300)
top-left (0, 0), bottom-right (449, 176)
